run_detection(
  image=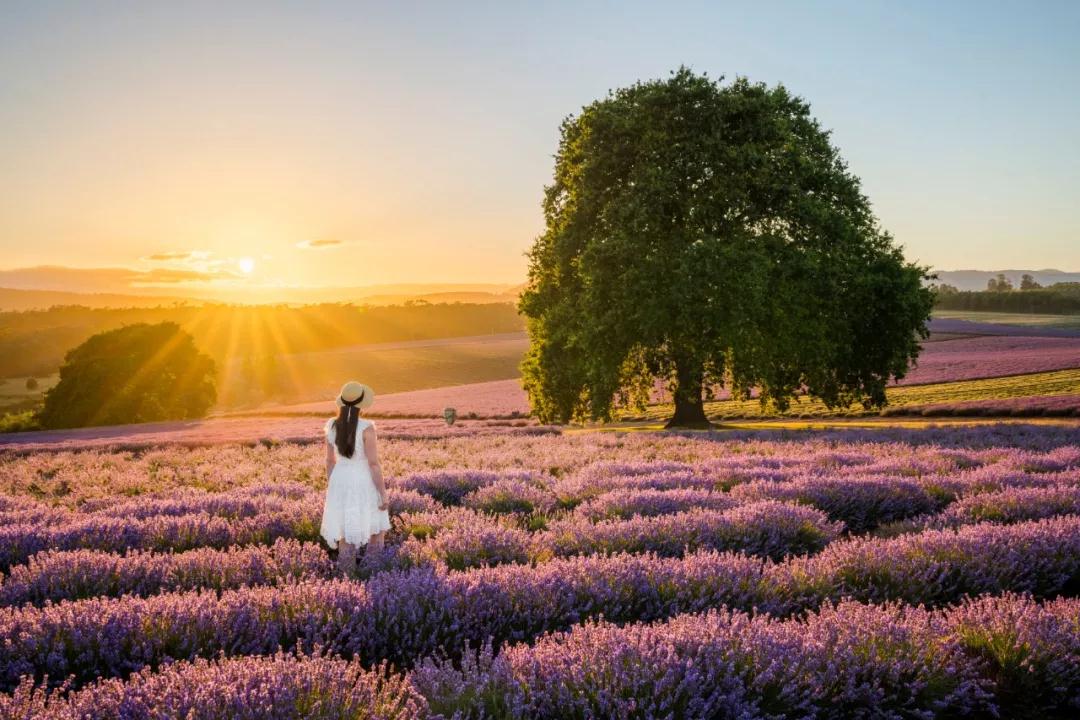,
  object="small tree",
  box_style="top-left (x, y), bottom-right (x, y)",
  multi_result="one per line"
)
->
top-left (1020, 274), bottom-right (1041, 290)
top-left (40, 322), bottom-right (216, 429)
top-left (25, 377), bottom-right (39, 391)
top-left (987, 273), bottom-right (1014, 292)
top-left (520, 69), bottom-right (933, 427)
